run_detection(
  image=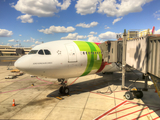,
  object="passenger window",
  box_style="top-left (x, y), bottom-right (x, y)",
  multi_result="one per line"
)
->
top-left (38, 50), bottom-right (44, 55)
top-left (44, 49), bottom-right (51, 55)
top-left (86, 52), bottom-right (87, 54)
top-left (83, 52), bottom-right (85, 55)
